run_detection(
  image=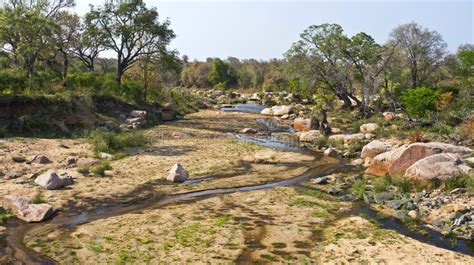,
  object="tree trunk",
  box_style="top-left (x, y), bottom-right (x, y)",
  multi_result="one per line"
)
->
top-left (411, 60), bottom-right (418, 89)
top-left (62, 52), bottom-right (68, 88)
top-left (116, 66), bottom-right (123, 86)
